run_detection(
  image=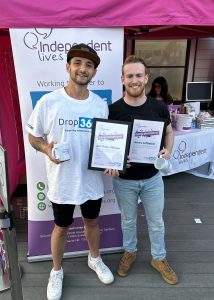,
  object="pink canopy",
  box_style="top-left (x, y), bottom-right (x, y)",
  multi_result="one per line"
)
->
top-left (0, 0), bottom-right (213, 195)
top-left (0, 31), bottom-right (26, 195)
top-left (0, 0), bottom-right (214, 28)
